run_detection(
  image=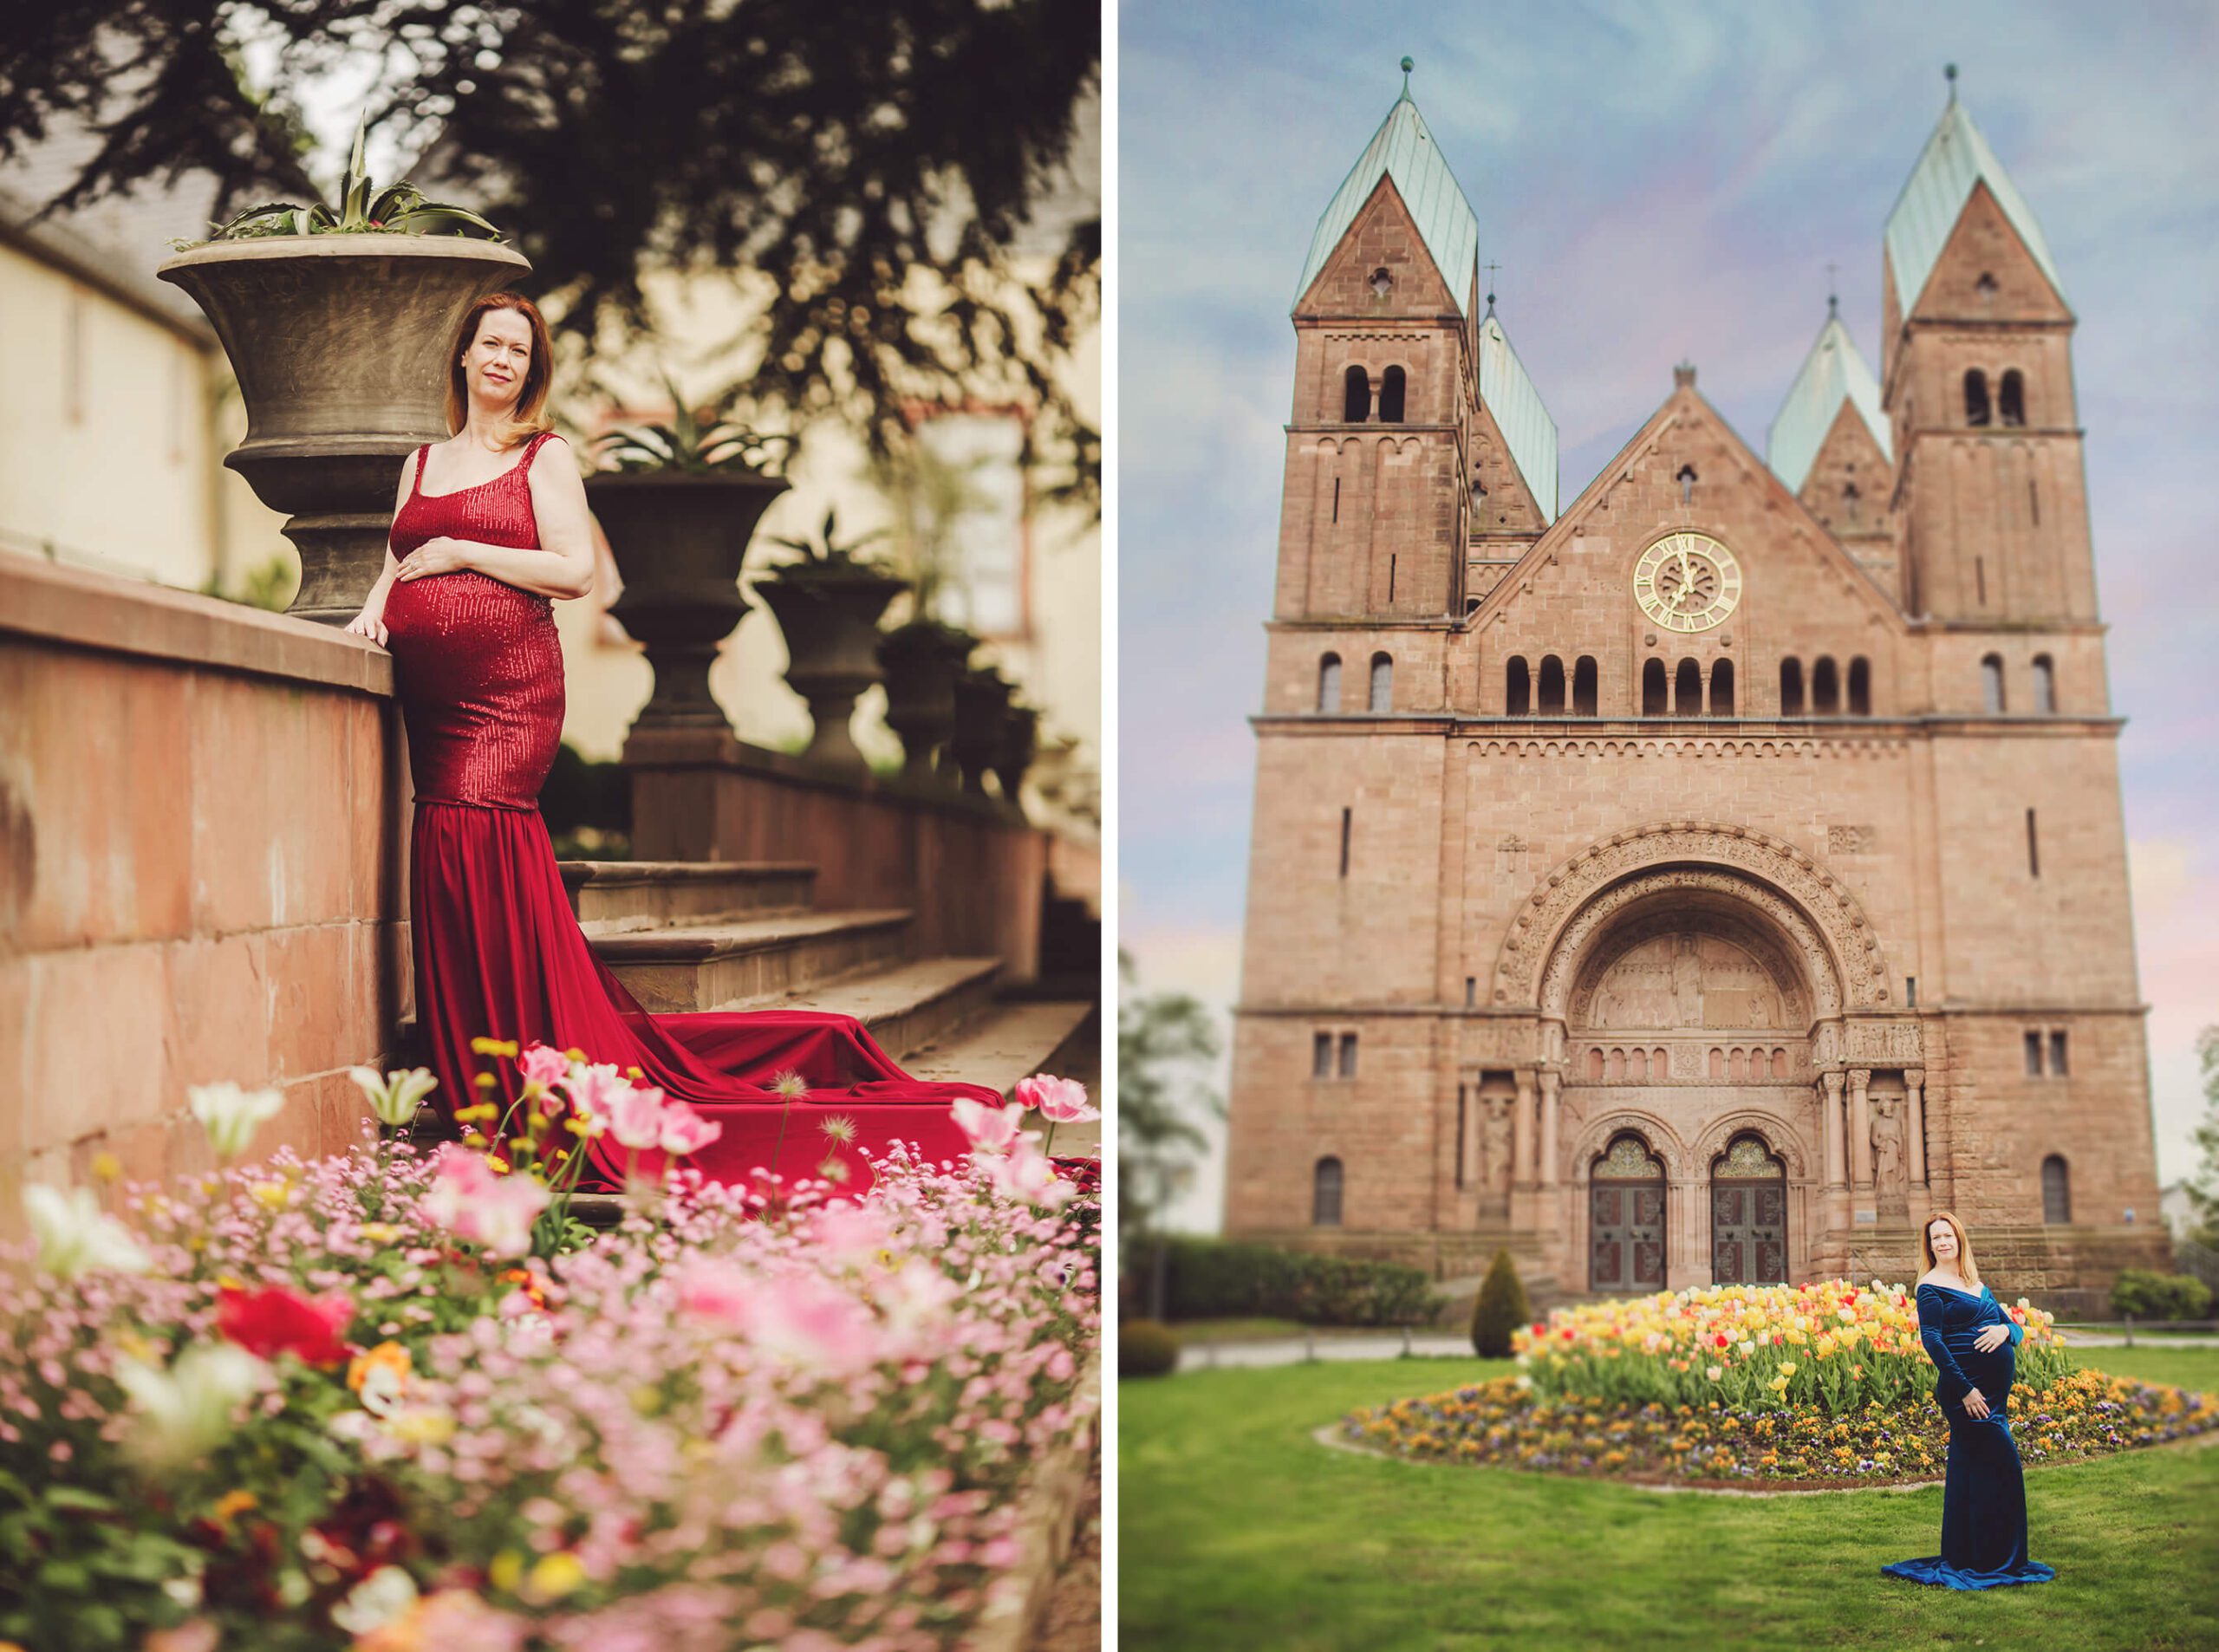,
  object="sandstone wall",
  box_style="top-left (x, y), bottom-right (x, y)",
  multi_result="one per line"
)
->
top-left (0, 556), bottom-right (410, 1230)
